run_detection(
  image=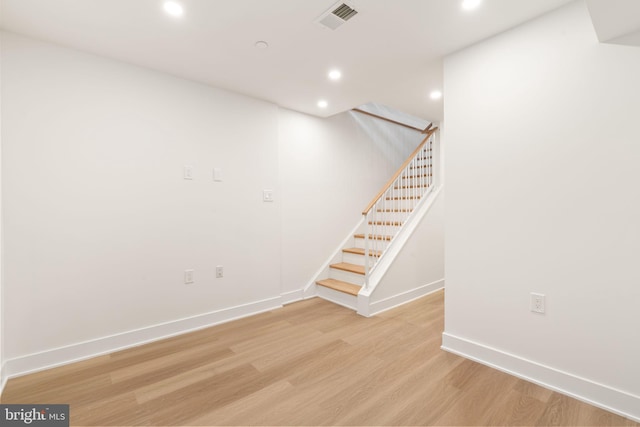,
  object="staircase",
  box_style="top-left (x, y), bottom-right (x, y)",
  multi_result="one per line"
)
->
top-left (312, 124), bottom-right (438, 312)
